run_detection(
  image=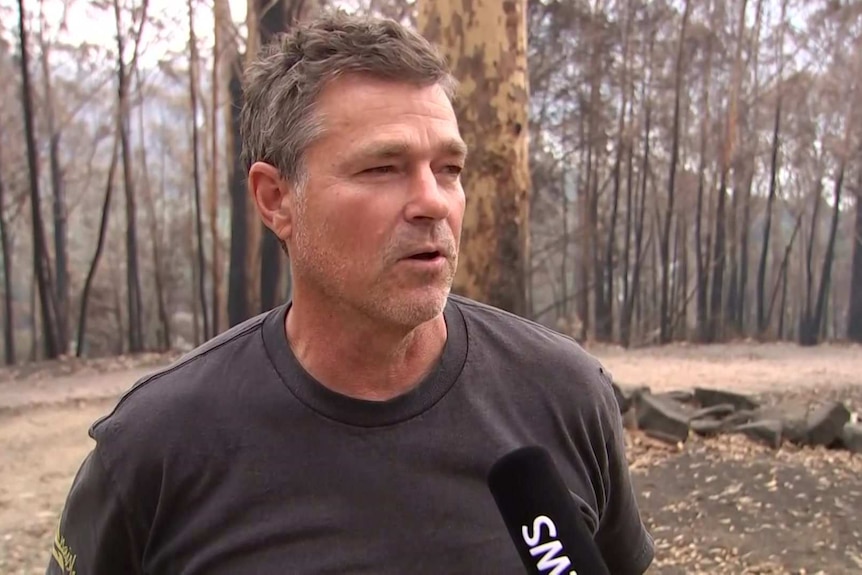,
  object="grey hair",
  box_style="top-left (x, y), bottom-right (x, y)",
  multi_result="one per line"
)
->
top-left (239, 10), bottom-right (458, 190)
